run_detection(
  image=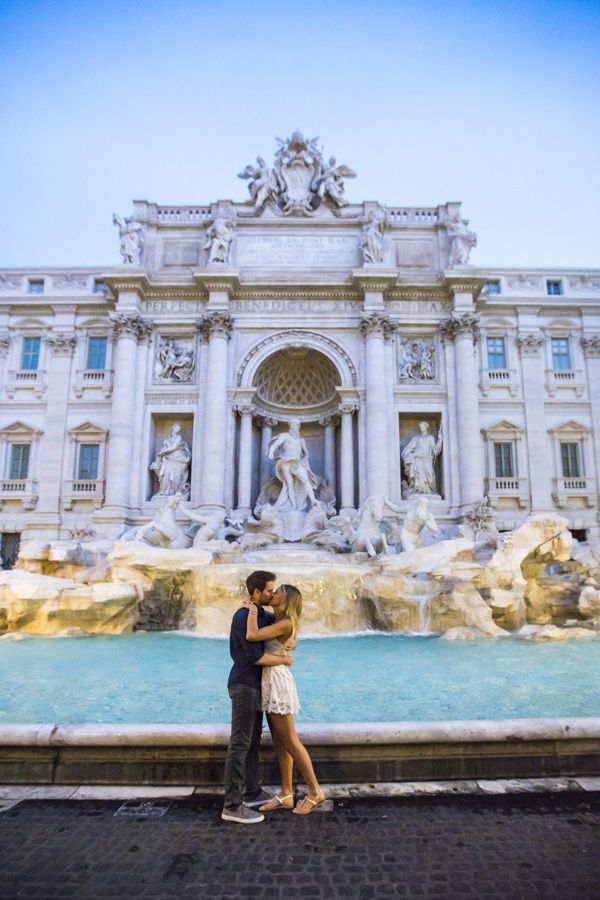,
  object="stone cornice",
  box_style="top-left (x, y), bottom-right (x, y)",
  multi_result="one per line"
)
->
top-left (100, 268), bottom-right (150, 297)
top-left (351, 268), bottom-right (398, 295)
top-left (443, 273), bottom-right (487, 300)
top-left (192, 267), bottom-right (240, 296)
